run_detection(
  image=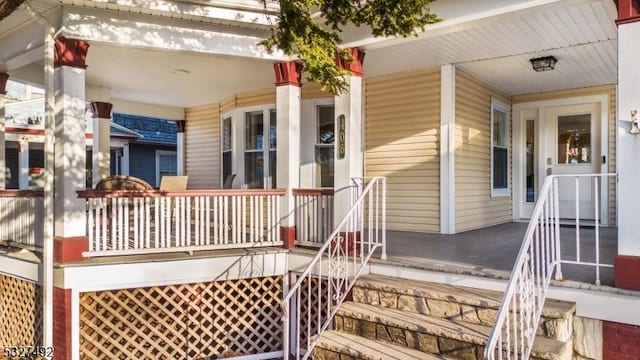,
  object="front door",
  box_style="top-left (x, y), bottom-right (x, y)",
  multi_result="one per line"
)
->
top-left (545, 103), bottom-right (601, 220)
